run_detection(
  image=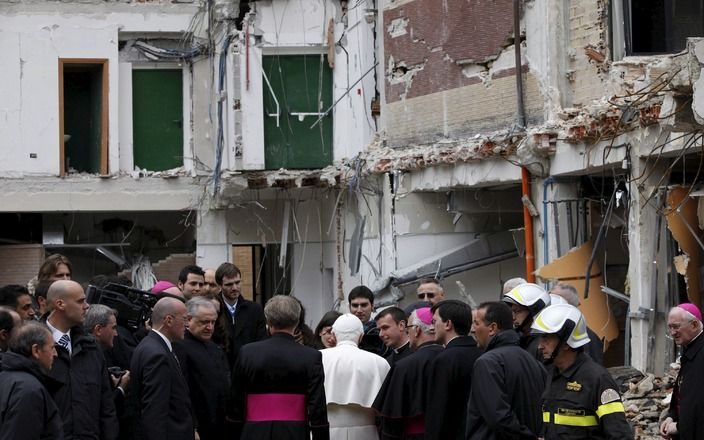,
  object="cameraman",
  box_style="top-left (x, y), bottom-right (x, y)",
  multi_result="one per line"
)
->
top-left (85, 304), bottom-right (133, 440)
